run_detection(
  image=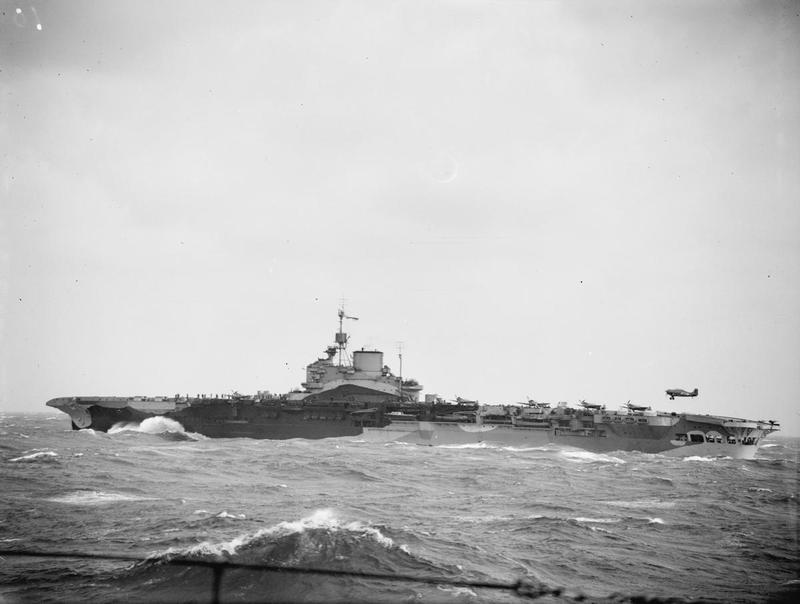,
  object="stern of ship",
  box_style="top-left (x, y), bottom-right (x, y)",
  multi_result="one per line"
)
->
top-left (46, 397), bottom-right (147, 431)
top-left (46, 397), bottom-right (97, 429)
